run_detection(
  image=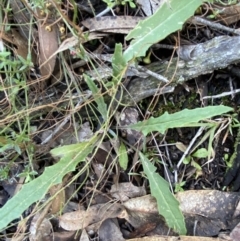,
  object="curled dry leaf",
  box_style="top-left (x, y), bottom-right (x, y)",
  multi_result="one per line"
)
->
top-left (110, 182), bottom-right (146, 201)
top-left (40, 32), bottom-right (106, 65)
top-left (99, 219), bottom-right (125, 241)
top-left (59, 203), bottom-right (127, 231)
top-left (123, 195), bottom-right (165, 231)
top-left (49, 184), bottom-right (65, 214)
top-left (123, 195), bottom-right (158, 214)
top-left (38, 22), bottom-right (58, 89)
